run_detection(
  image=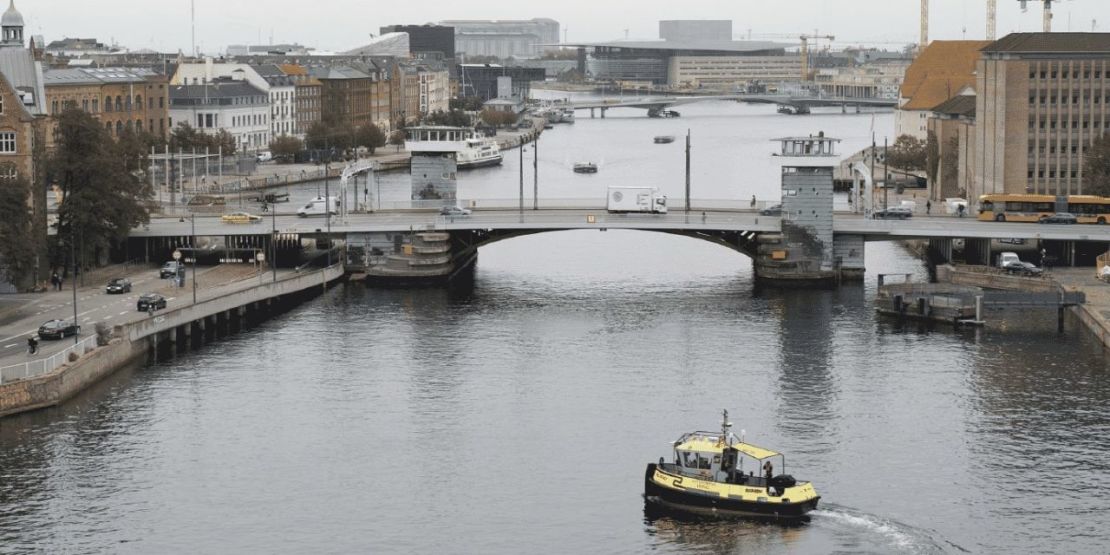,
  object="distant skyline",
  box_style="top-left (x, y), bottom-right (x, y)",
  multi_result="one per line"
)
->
top-left (16, 0), bottom-right (1109, 54)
